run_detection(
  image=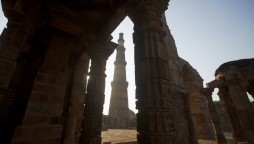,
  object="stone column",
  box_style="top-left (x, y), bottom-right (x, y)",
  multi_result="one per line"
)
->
top-left (183, 92), bottom-right (198, 144)
top-left (227, 82), bottom-right (254, 143)
top-left (0, 21), bottom-right (32, 143)
top-left (218, 87), bottom-right (247, 143)
top-left (0, 3), bottom-right (42, 140)
top-left (204, 88), bottom-right (227, 144)
top-left (79, 43), bottom-right (114, 144)
top-left (131, 1), bottom-right (176, 144)
top-left (62, 54), bottom-right (90, 144)
top-left (11, 34), bottom-right (72, 144)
